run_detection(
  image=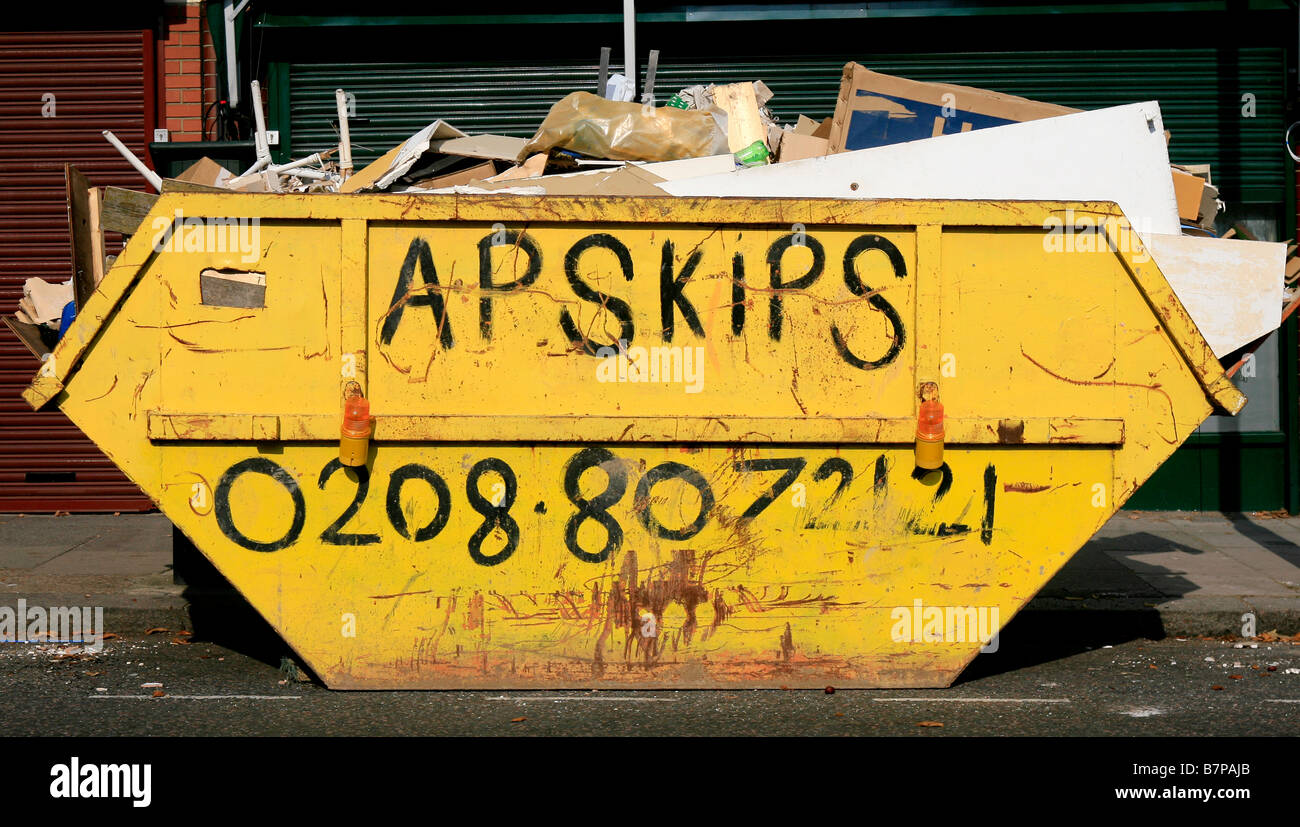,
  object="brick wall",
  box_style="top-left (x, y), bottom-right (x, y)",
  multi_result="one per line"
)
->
top-left (158, 0), bottom-right (219, 141)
